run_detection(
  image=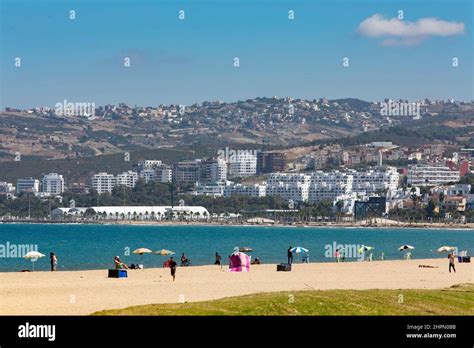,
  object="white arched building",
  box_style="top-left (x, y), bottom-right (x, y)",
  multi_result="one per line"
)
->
top-left (52, 205), bottom-right (210, 221)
